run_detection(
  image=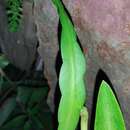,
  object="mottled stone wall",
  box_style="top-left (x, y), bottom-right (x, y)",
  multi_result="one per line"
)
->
top-left (0, 0), bottom-right (37, 70)
top-left (34, 0), bottom-right (59, 111)
top-left (34, 0), bottom-right (130, 129)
